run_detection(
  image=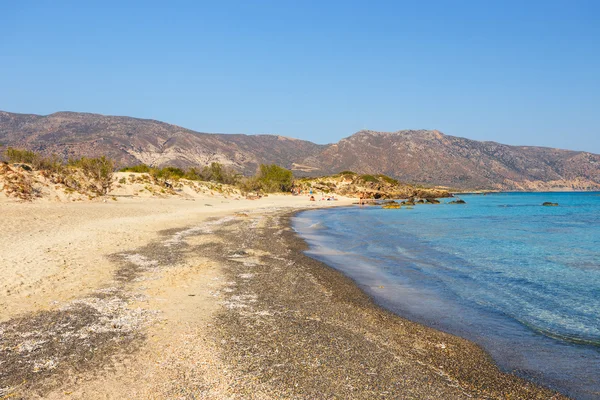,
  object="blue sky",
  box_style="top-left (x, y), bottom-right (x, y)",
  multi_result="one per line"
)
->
top-left (1, 1), bottom-right (599, 152)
